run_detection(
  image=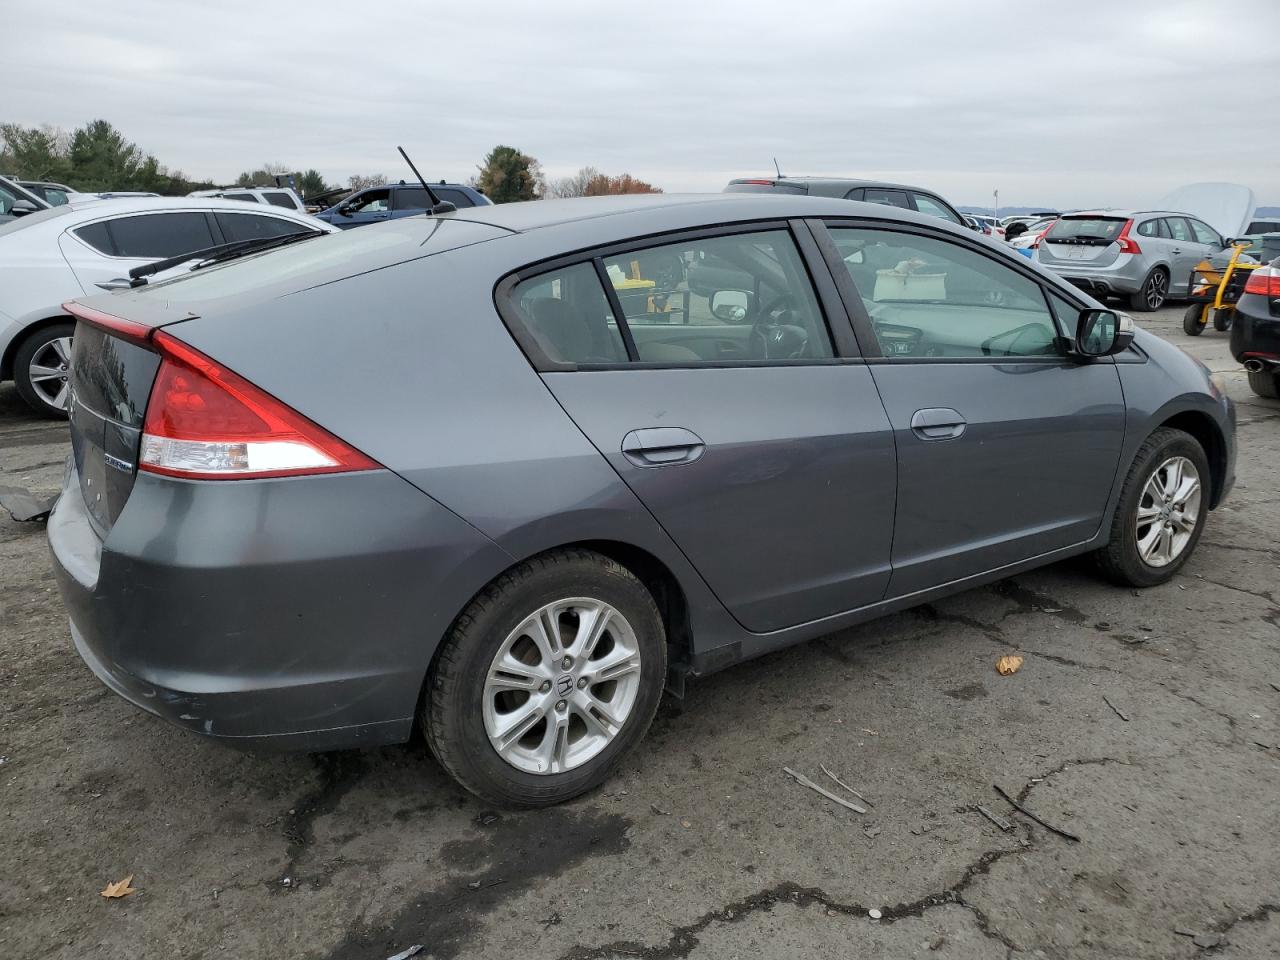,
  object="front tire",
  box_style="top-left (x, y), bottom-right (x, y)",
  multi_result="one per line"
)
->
top-left (1129, 268), bottom-right (1169, 312)
top-left (1094, 428), bottom-right (1210, 587)
top-left (424, 549), bottom-right (667, 807)
top-left (1183, 304), bottom-right (1206, 336)
top-left (13, 322), bottom-right (75, 419)
top-left (1248, 369), bottom-right (1280, 399)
